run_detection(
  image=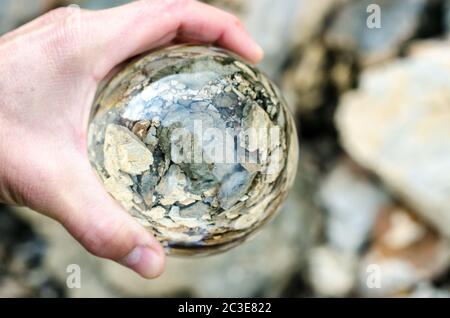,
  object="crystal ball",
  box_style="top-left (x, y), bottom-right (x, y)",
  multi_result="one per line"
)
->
top-left (87, 45), bottom-right (298, 255)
